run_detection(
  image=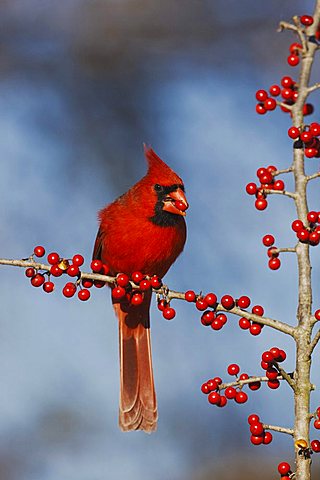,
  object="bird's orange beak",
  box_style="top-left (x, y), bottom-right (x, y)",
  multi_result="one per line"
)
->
top-left (162, 188), bottom-right (189, 216)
